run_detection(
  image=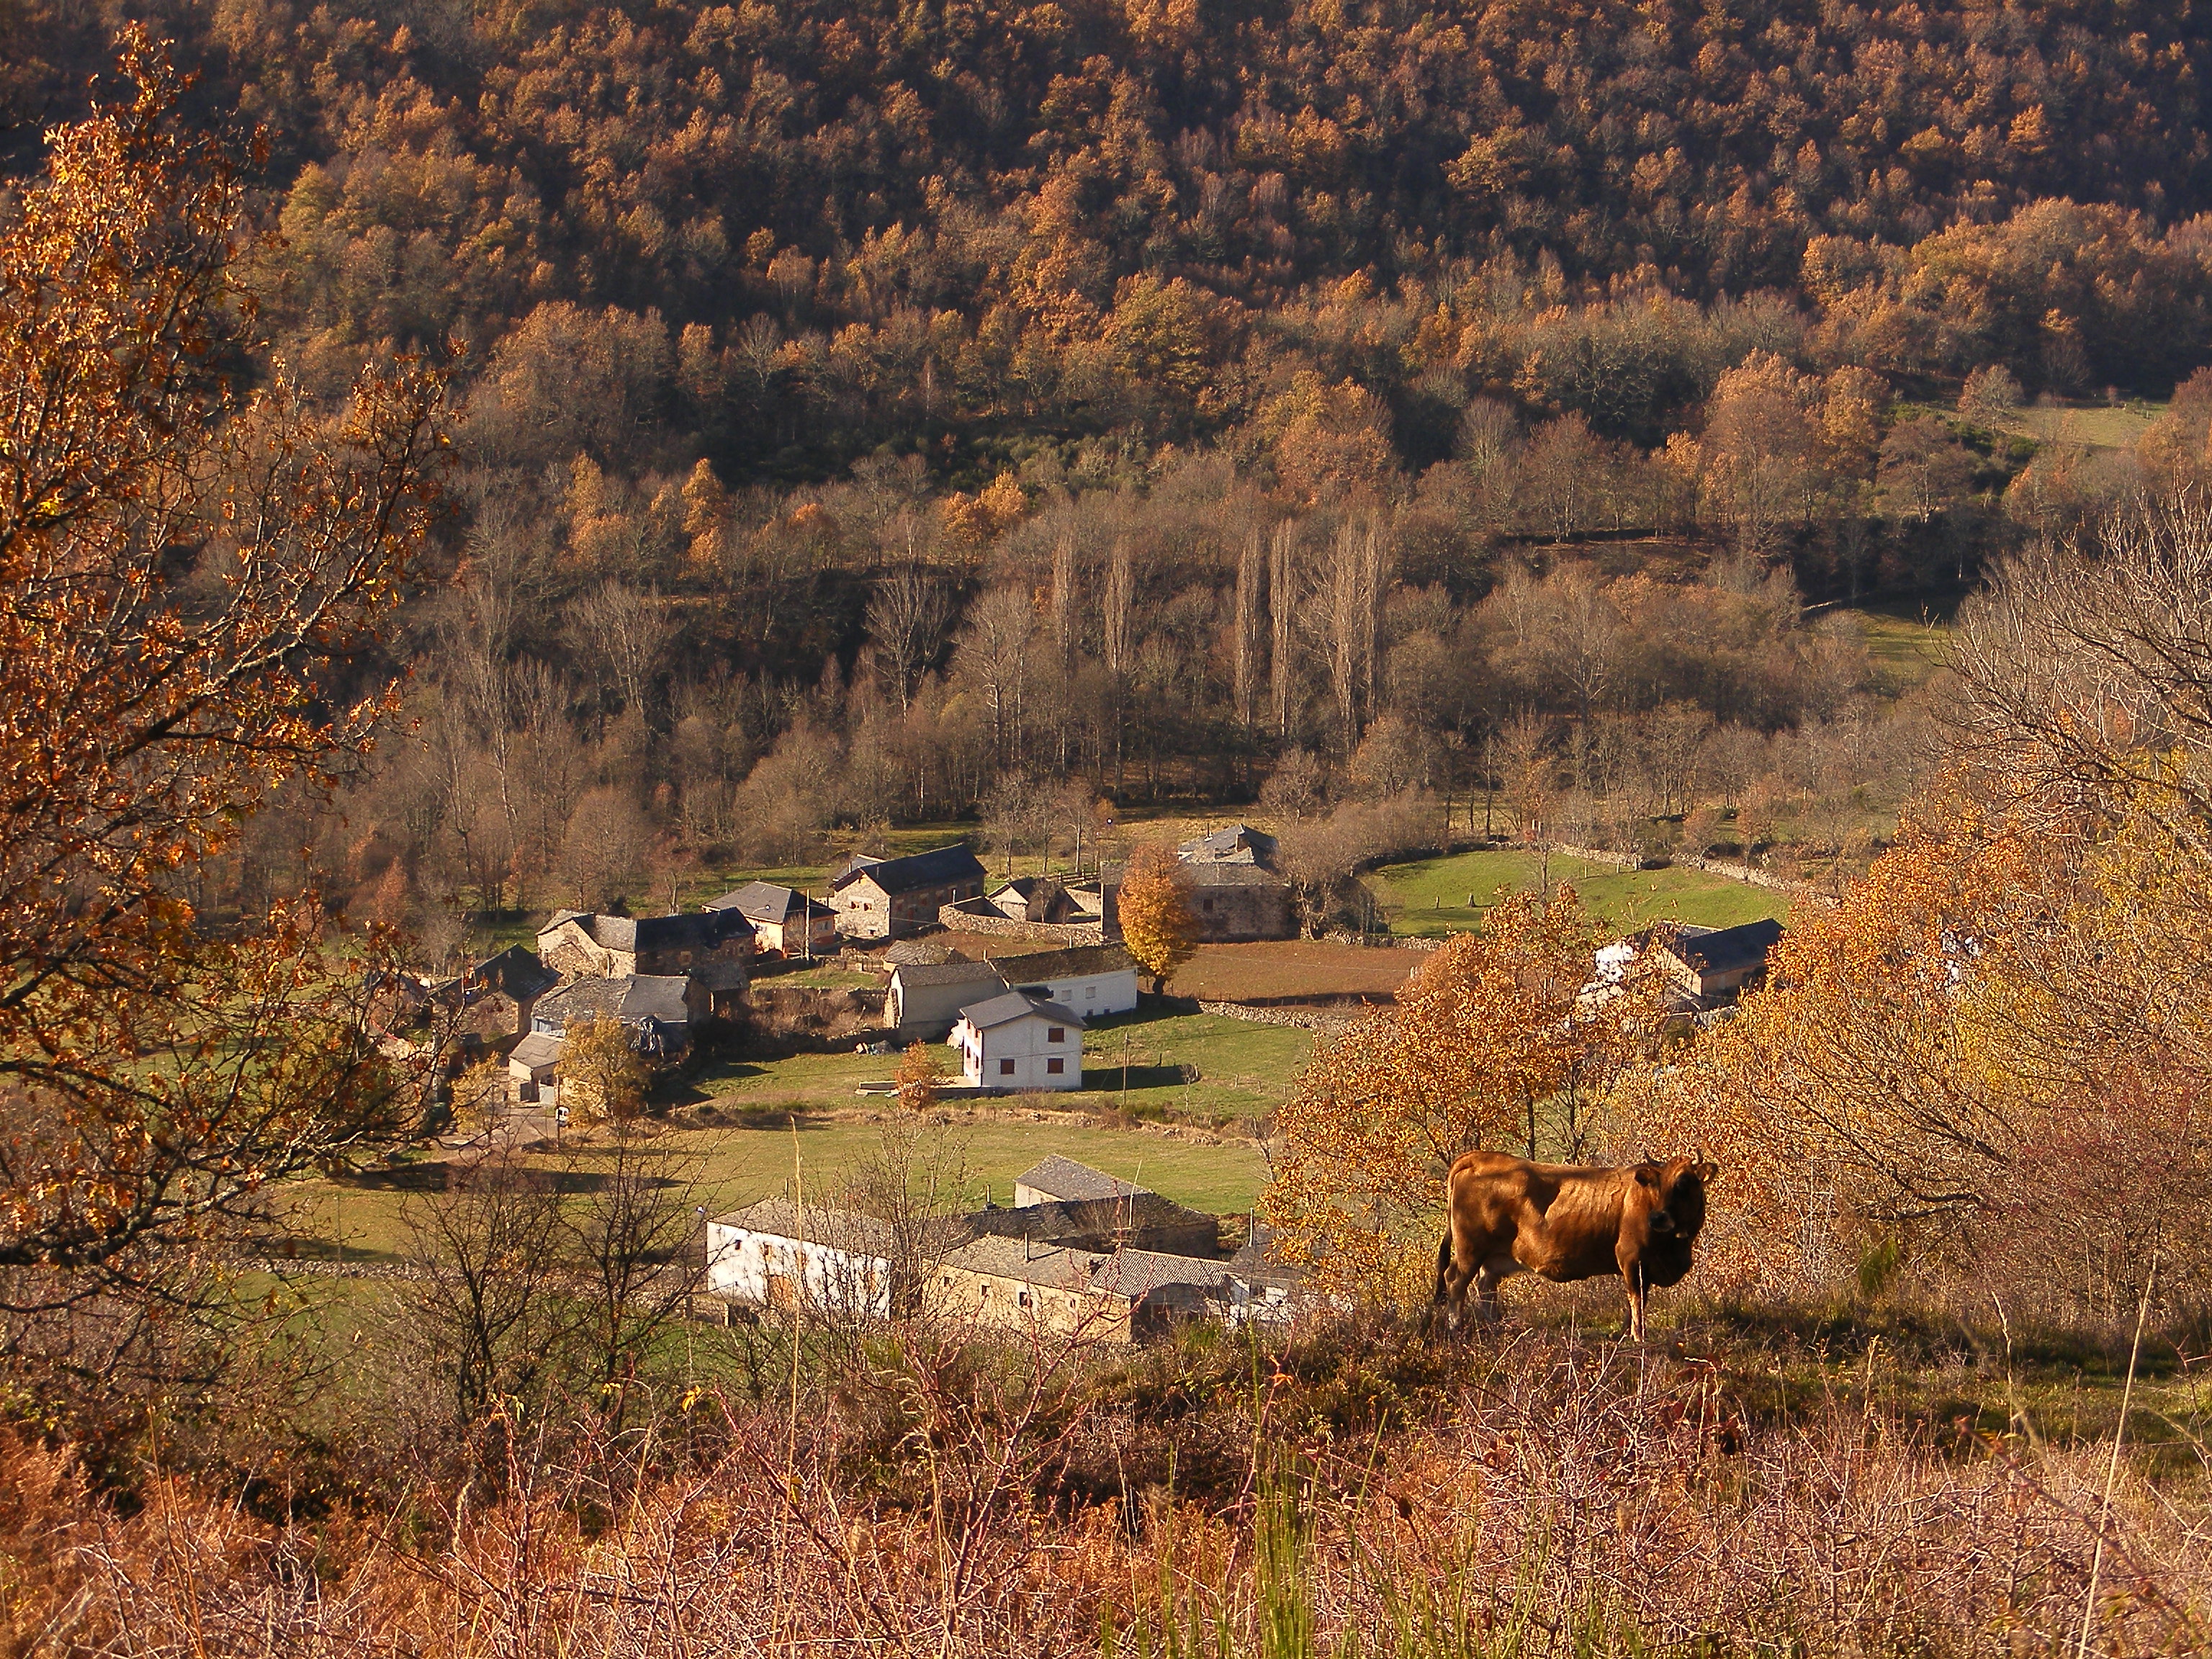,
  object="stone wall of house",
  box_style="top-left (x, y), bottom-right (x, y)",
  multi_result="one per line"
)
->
top-left (539, 920), bottom-right (629, 981)
top-left (938, 901), bottom-right (1105, 945)
top-left (1189, 883), bottom-right (1296, 942)
top-left (634, 934), bottom-right (751, 977)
